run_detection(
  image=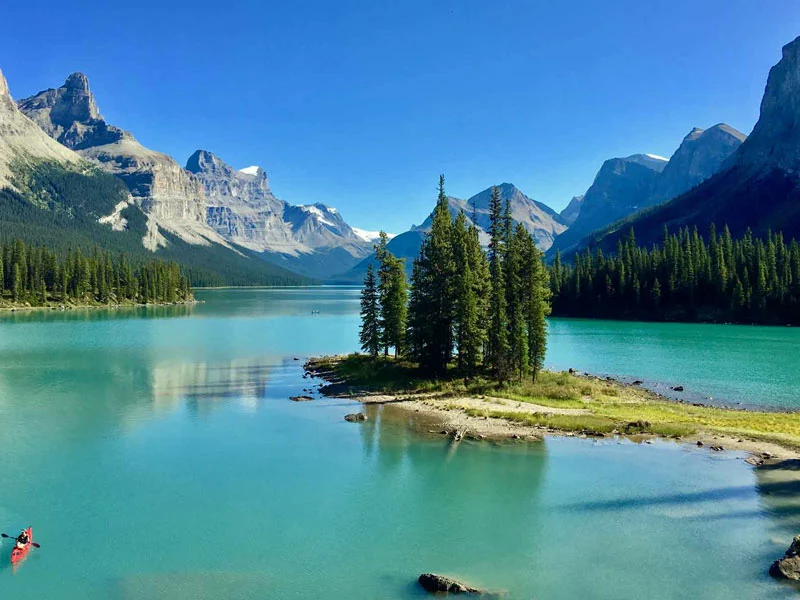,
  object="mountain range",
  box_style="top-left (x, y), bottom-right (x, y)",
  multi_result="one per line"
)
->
top-left (15, 73), bottom-right (372, 280)
top-left (568, 34), bottom-right (800, 256)
top-left (1, 33), bottom-right (800, 284)
top-left (547, 124), bottom-right (747, 258)
top-left (337, 182), bottom-right (568, 283)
